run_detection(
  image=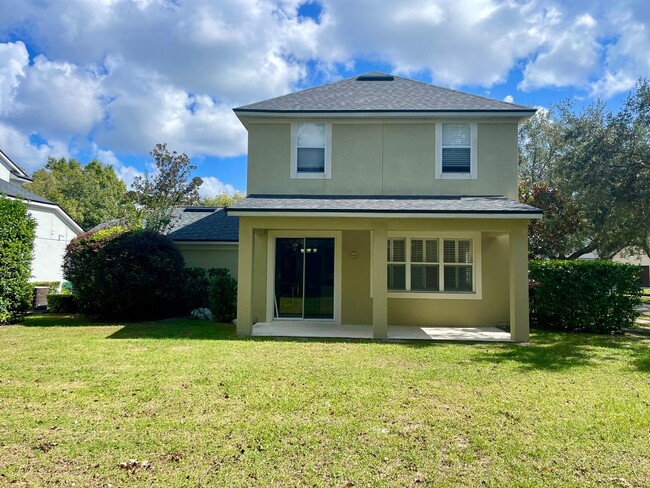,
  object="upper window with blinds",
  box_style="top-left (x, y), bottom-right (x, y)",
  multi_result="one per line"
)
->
top-left (291, 122), bottom-right (332, 179)
top-left (436, 122), bottom-right (477, 180)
